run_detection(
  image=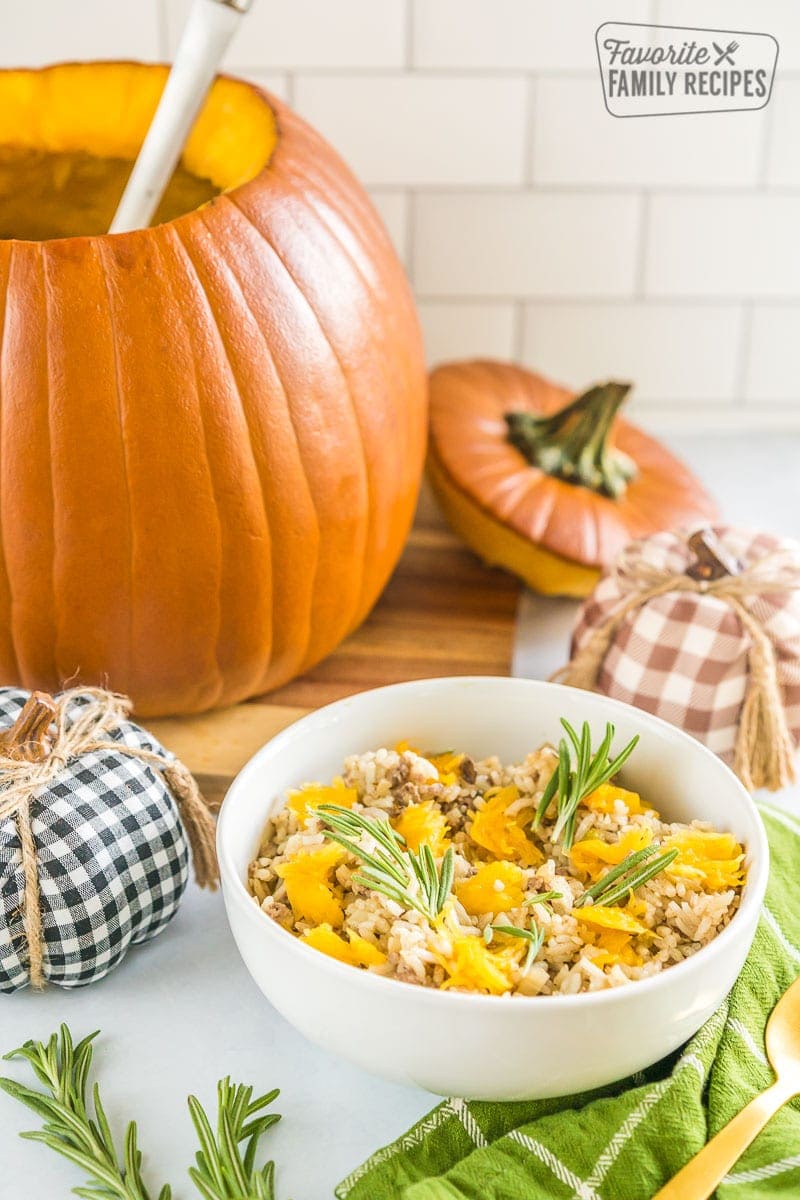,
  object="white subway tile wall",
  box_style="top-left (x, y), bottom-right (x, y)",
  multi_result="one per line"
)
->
top-left (11, 0), bottom-right (800, 423)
